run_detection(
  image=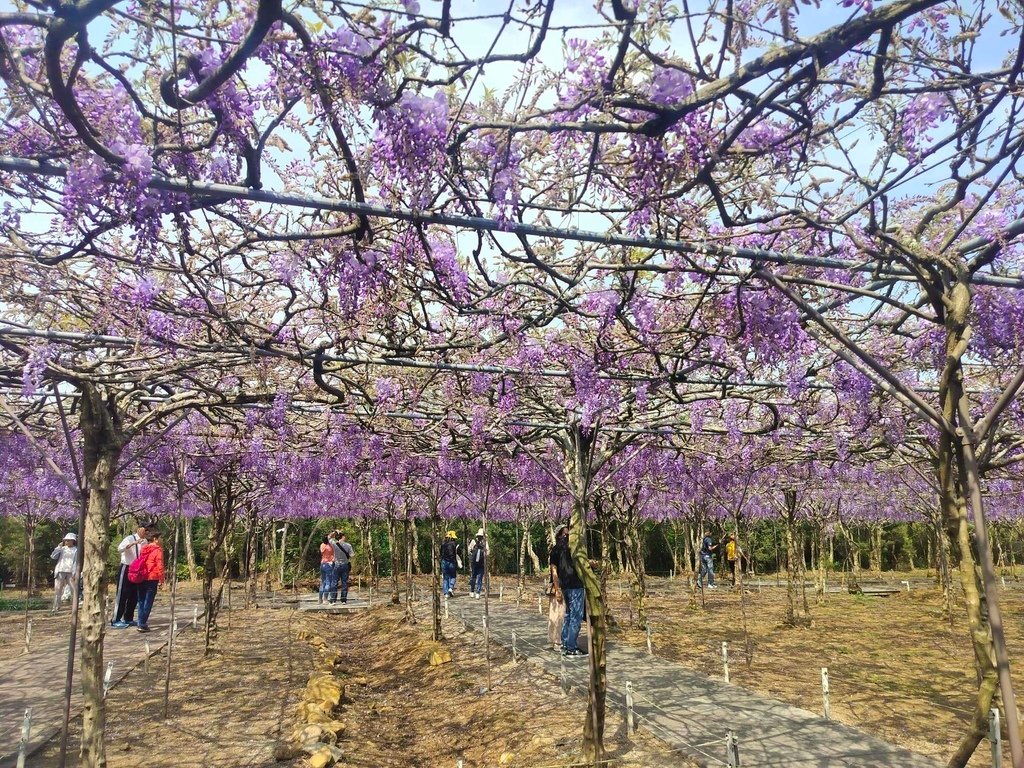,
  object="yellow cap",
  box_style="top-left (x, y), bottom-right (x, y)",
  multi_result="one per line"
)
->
top-left (446, 530), bottom-right (458, 539)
